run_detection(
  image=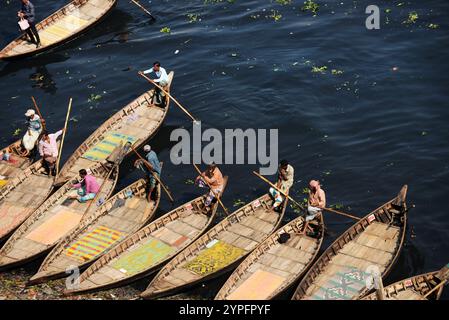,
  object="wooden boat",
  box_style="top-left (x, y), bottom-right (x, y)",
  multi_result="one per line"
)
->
top-left (0, 160), bottom-right (119, 270)
top-left (28, 168), bottom-right (163, 285)
top-left (362, 264), bottom-right (449, 300)
top-left (215, 213), bottom-right (324, 300)
top-left (0, 139), bottom-right (35, 189)
top-left (54, 71), bottom-right (174, 186)
top-left (63, 177), bottom-right (228, 295)
top-left (0, 0), bottom-right (118, 60)
top-left (0, 160), bottom-right (55, 243)
top-left (140, 192), bottom-right (288, 299)
top-left (291, 185), bottom-right (408, 300)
